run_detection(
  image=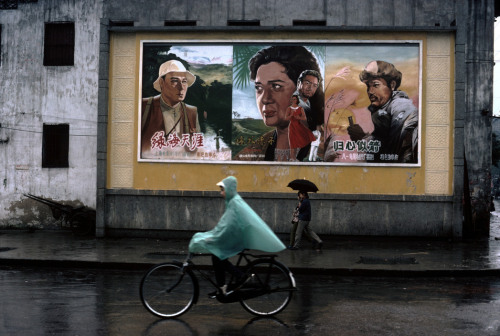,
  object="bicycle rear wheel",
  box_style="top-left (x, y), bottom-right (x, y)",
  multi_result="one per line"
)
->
top-left (140, 262), bottom-right (198, 318)
top-left (239, 259), bottom-right (295, 316)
